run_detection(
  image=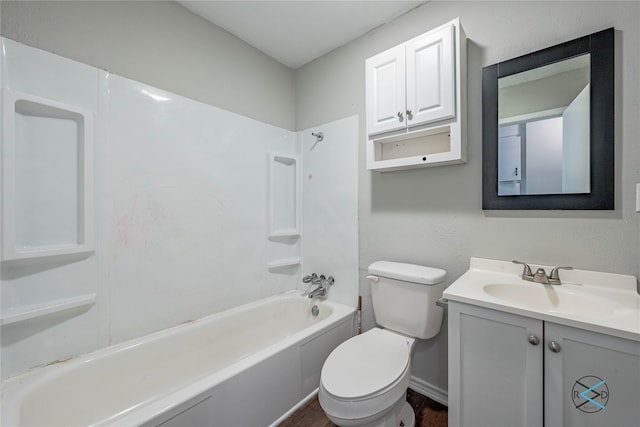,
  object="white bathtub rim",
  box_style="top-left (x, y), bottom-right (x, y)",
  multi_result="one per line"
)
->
top-left (98, 307), bottom-right (354, 427)
top-left (1, 291), bottom-right (355, 427)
